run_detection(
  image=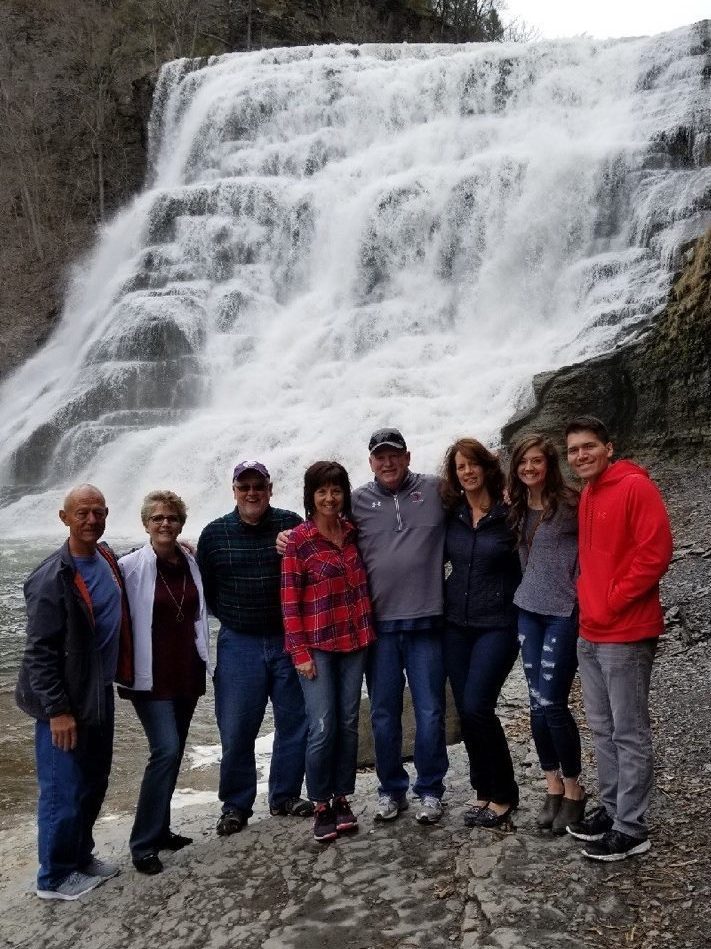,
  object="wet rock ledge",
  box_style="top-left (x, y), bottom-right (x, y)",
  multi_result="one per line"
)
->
top-left (502, 227), bottom-right (711, 461)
